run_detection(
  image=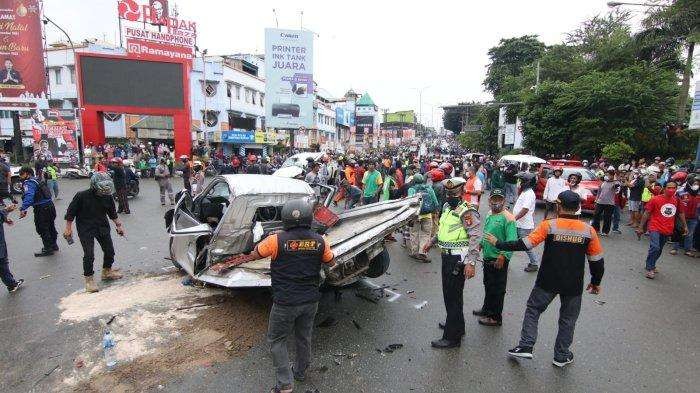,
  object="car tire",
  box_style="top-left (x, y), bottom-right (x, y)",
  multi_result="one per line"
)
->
top-left (10, 177), bottom-right (22, 194)
top-left (364, 247), bottom-right (390, 278)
